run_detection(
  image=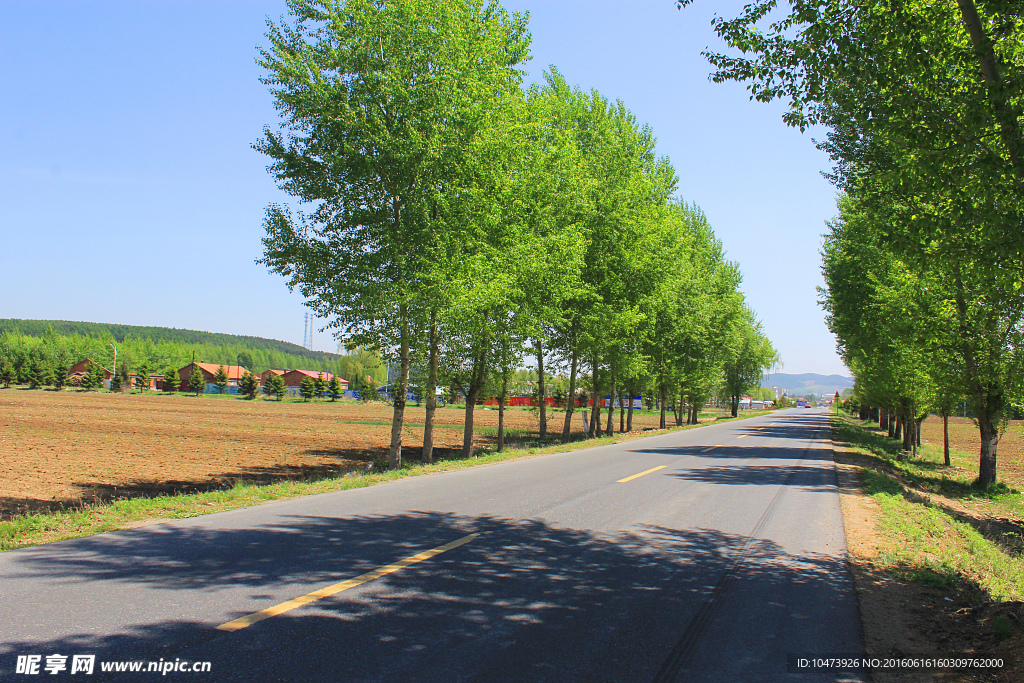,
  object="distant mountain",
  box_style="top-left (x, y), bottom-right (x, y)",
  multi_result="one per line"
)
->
top-left (760, 372), bottom-right (854, 397)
